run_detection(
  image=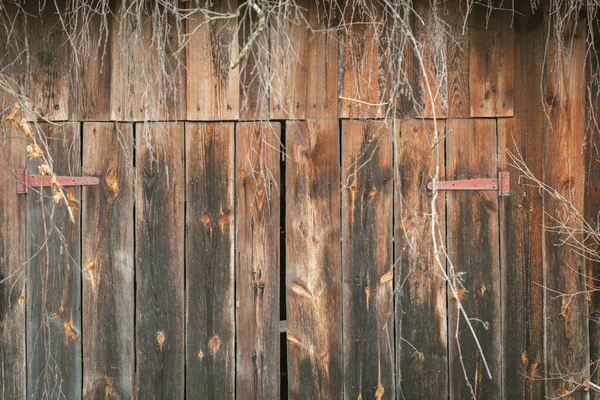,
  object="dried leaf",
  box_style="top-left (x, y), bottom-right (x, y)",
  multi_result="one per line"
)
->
top-left (555, 387), bottom-right (568, 396)
top-left (583, 378), bottom-right (591, 391)
top-left (4, 103), bottom-right (20, 123)
top-left (38, 164), bottom-right (52, 176)
top-left (450, 288), bottom-right (466, 300)
top-left (26, 143), bottom-right (44, 159)
top-left (53, 191), bottom-right (64, 204)
top-left (521, 352), bottom-right (529, 366)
